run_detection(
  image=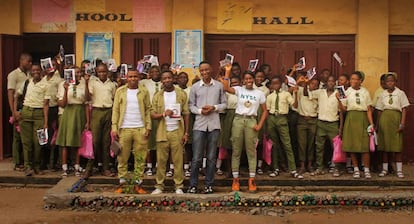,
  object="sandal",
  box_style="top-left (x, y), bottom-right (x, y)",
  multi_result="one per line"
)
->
top-left (346, 166), bottom-right (354, 174)
top-left (364, 171), bottom-right (372, 179)
top-left (353, 170), bottom-right (360, 179)
top-left (332, 169), bottom-right (340, 177)
top-left (269, 169), bottom-right (279, 177)
top-left (378, 170), bottom-right (388, 177)
top-left (61, 170), bottom-right (68, 177)
top-left (14, 165), bottom-right (24, 172)
top-left (397, 171), bottom-right (405, 178)
top-left (216, 169), bottom-right (224, 175)
top-left (291, 171), bottom-right (304, 179)
top-left (257, 168), bottom-right (263, 175)
top-left (310, 169), bottom-right (325, 176)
